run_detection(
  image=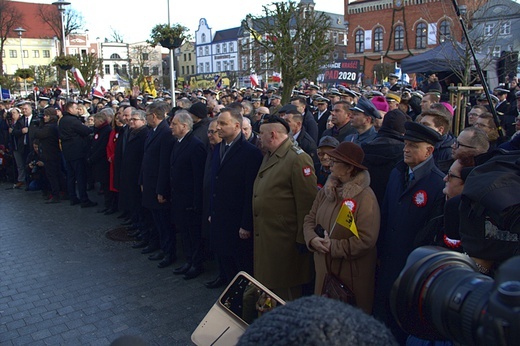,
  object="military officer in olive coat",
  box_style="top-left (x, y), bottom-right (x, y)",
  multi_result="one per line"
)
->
top-left (253, 116), bottom-right (317, 301)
